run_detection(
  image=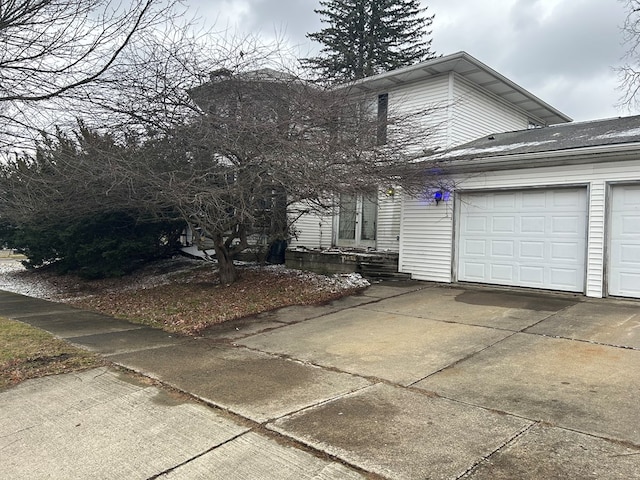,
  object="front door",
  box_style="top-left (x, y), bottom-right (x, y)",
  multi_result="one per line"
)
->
top-left (337, 193), bottom-right (377, 248)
